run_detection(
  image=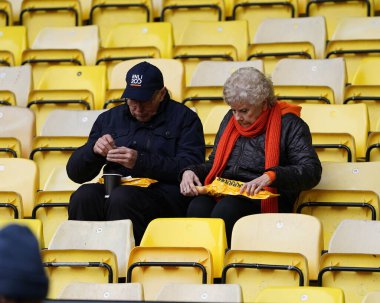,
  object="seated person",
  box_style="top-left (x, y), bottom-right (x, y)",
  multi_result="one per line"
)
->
top-left (67, 61), bottom-right (205, 244)
top-left (180, 67), bottom-right (322, 245)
